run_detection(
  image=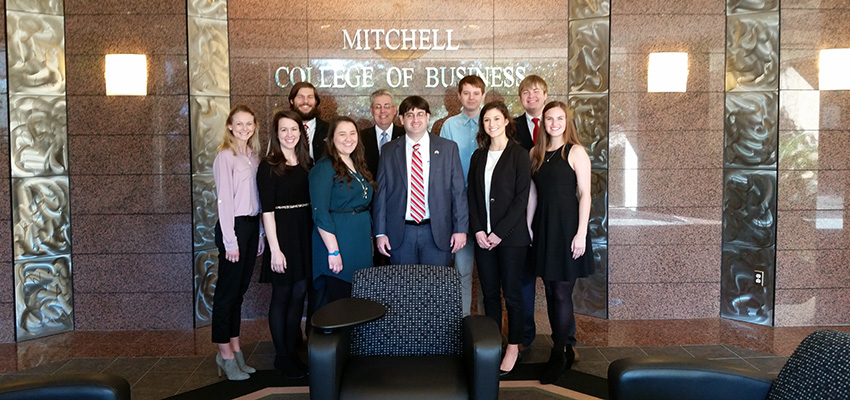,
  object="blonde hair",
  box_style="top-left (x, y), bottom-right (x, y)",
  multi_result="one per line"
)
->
top-left (530, 101), bottom-right (580, 174)
top-left (517, 74), bottom-right (548, 97)
top-left (217, 104), bottom-right (261, 156)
